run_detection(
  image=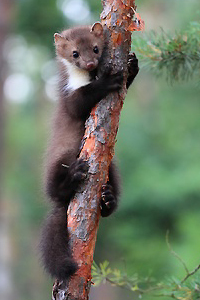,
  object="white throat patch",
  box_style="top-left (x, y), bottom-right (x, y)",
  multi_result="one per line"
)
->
top-left (61, 58), bottom-right (91, 91)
